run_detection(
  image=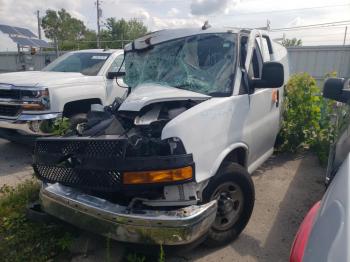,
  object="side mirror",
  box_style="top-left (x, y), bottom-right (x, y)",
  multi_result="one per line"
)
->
top-left (106, 71), bottom-right (126, 79)
top-left (323, 78), bottom-right (350, 103)
top-left (253, 62), bottom-right (284, 88)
